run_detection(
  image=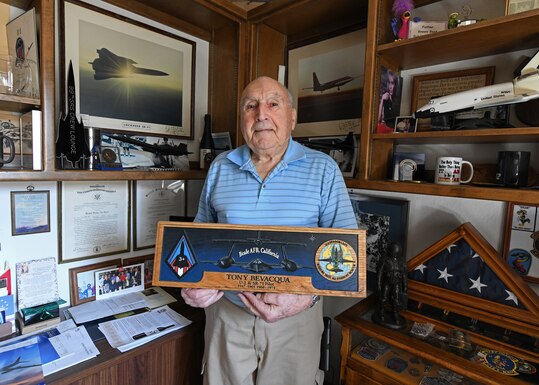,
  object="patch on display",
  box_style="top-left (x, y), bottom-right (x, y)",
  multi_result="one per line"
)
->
top-left (477, 349), bottom-right (519, 376)
top-left (357, 346), bottom-right (380, 361)
top-left (419, 377), bottom-right (451, 385)
top-left (365, 337), bottom-right (390, 354)
top-left (386, 357), bottom-right (408, 373)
